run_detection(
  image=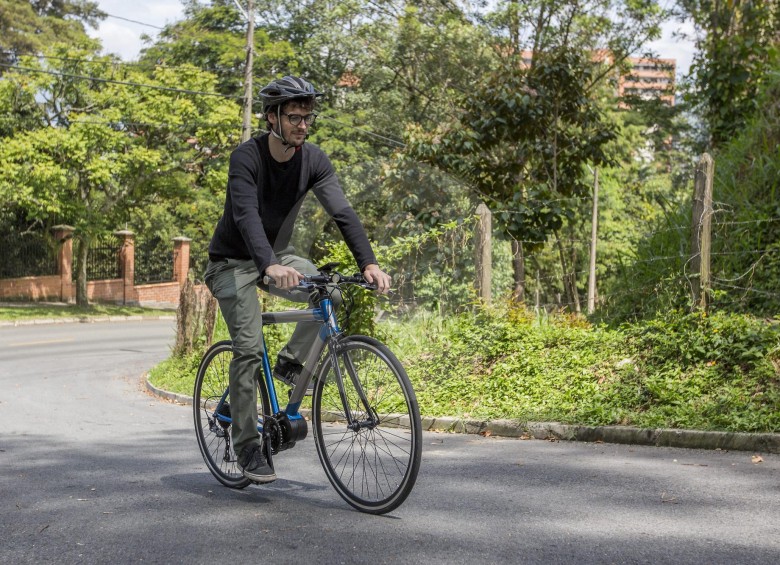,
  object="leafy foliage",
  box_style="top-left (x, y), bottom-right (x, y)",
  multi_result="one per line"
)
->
top-left (404, 306), bottom-right (780, 432)
top-left (0, 43), bottom-right (240, 304)
top-left (139, 0), bottom-right (296, 99)
top-left (150, 305), bottom-right (780, 433)
top-left (407, 49), bottom-right (616, 250)
top-left (679, 0), bottom-right (780, 147)
top-left (0, 0), bottom-right (104, 73)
